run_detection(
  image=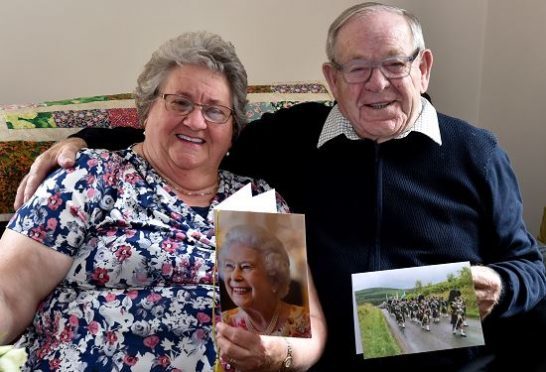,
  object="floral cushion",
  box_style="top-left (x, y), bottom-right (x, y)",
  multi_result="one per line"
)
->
top-left (0, 82), bottom-right (333, 223)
